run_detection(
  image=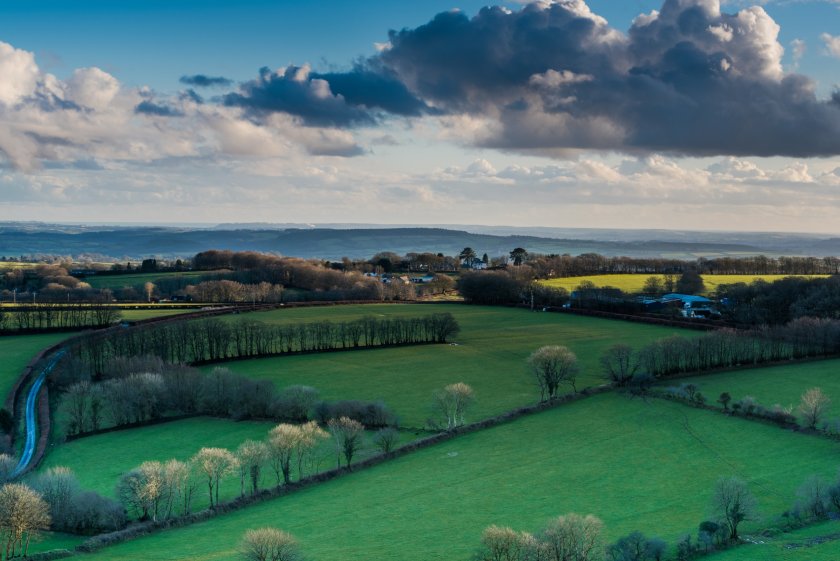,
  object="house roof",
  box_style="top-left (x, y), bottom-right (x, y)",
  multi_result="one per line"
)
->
top-left (662, 293), bottom-right (712, 304)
